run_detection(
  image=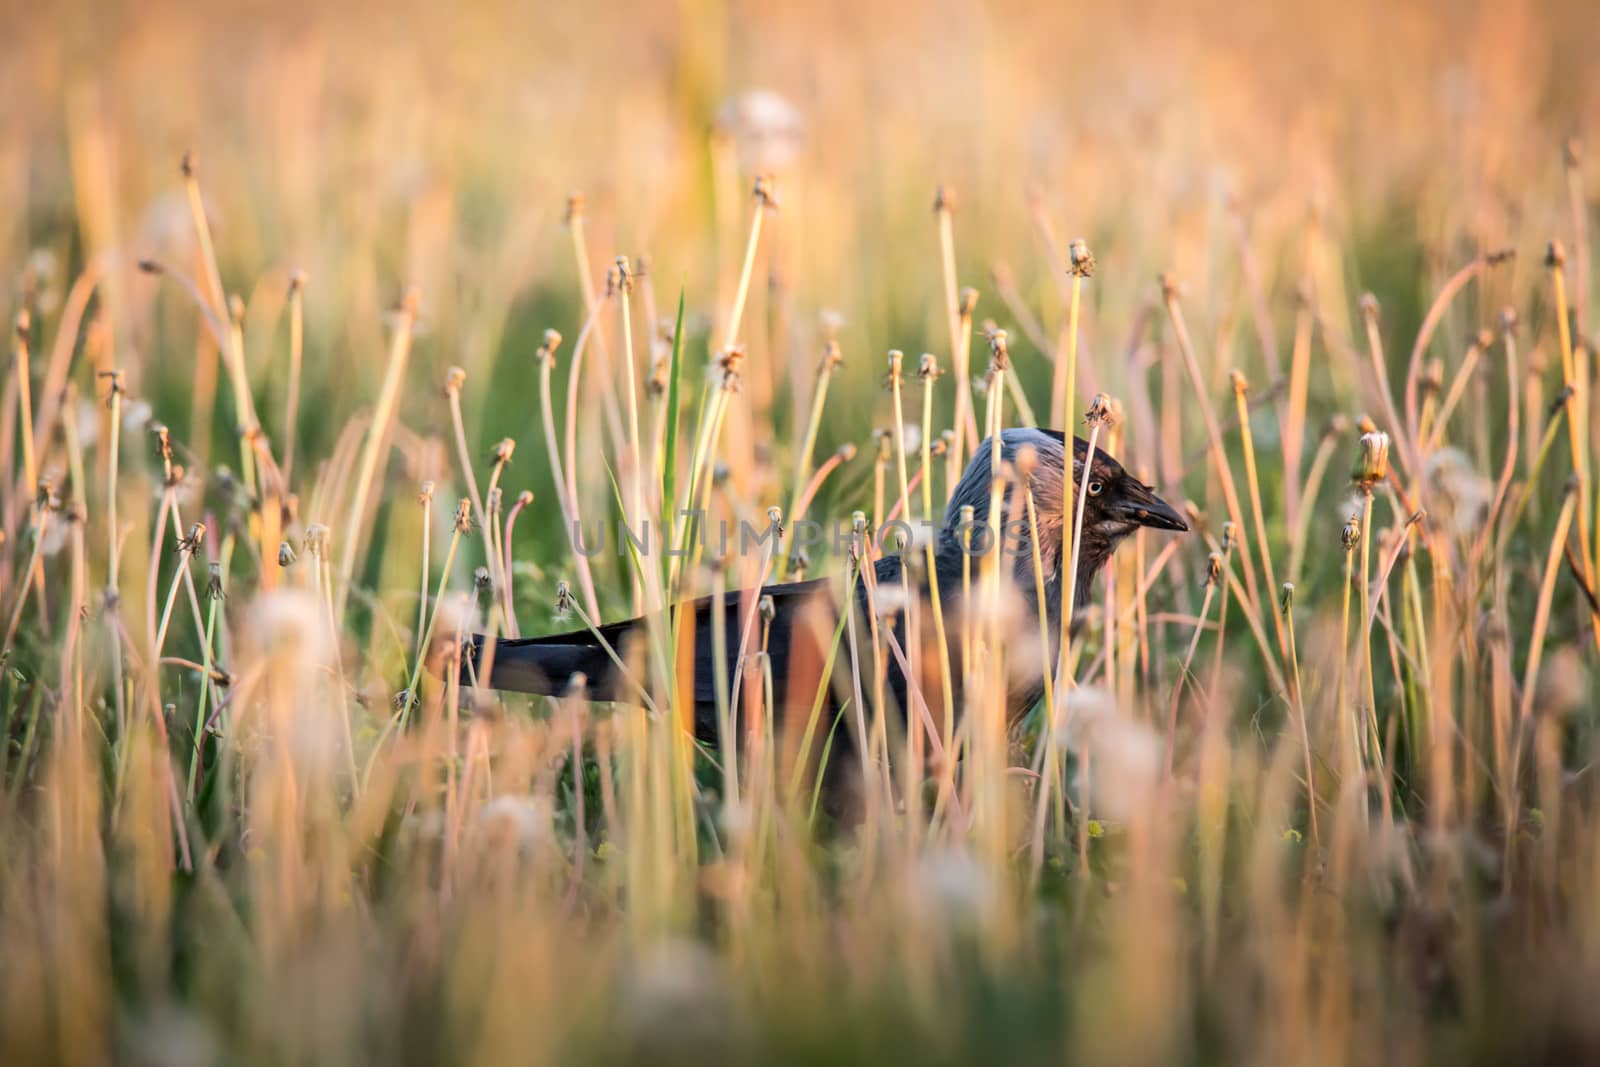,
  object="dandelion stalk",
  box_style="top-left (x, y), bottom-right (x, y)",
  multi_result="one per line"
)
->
top-left (1, 482), bottom-right (54, 654)
top-left (415, 481), bottom-right (435, 666)
top-left (1288, 417), bottom-right (1348, 585)
top-left (616, 257), bottom-right (647, 534)
top-left (1283, 283), bottom-right (1315, 529)
top-left (187, 151), bottom-right (263, 498)
top-left (1517, 483), bottom-right (1578, 727)
top-left (534, 329), bottom-right (599, 617)
top-left (102, 369), bottom-right (129, 743)
top-left (153, 523), bottom-right (205, 685)
top-left (1232, 369), bottom-right (1288, 658)
top-left (401, 499), bottom-right (471, 732)
top-left (1162, 275), bottom-right (1261, 613)
top-left (1165, 549), bottom-right (1223, 773)
top-left (1059, 394), bottom-right (1114, 693)
top-left (779, 334), bottom-right (843, 578)
top-left (482, 437), bottom-right (515, 586)
top-left (1546, 242), bottom-right (1594, 588)
top-left (12, 312), bottom-right (36, 498)
top-left (917, 353), bottom-right (956, 758)
top-left (1336, 516), bottom-right (1362, 775)
top-left (1281, 583), bottom-right (1318, 843)
top-left (1022, 447), bottom-right (1063, 879)
top-left (337, 288), bottom-right (419, 621)
top-left (503, 490), bottom-right (533, 637)
top-left (282, 270), bottom-right (307, 484)
top-left (1353, 432), bottom-right (1389, 772)
top-left (936, 186), bottom-right (978, 460)
top-left (1058, 239), bottom-right (1093, 439)
top-left (186, 561), bottom-right (225, 798)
